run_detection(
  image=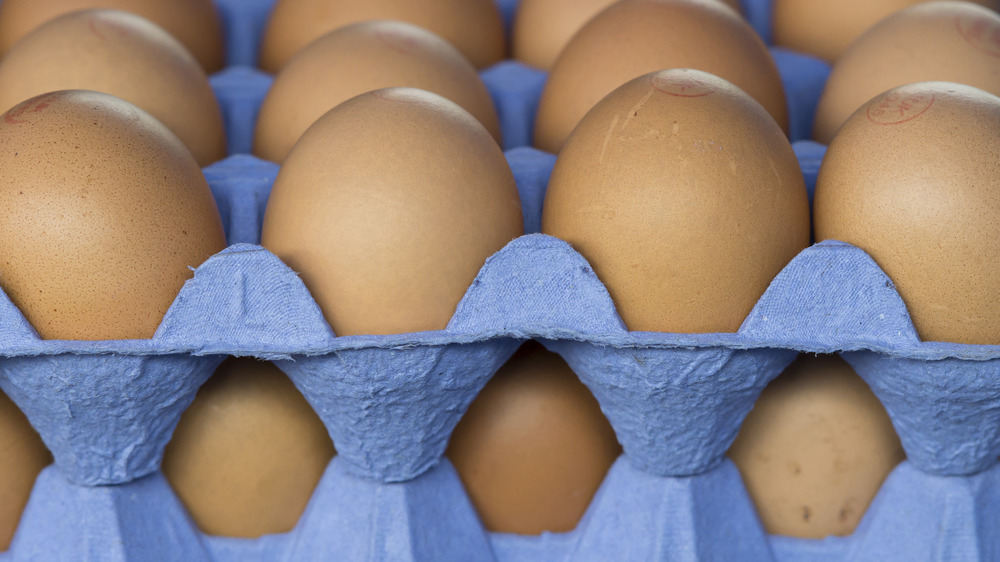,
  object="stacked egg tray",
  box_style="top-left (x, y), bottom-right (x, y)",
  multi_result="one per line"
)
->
top-left (1, 0), bottom-right (999, 560)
